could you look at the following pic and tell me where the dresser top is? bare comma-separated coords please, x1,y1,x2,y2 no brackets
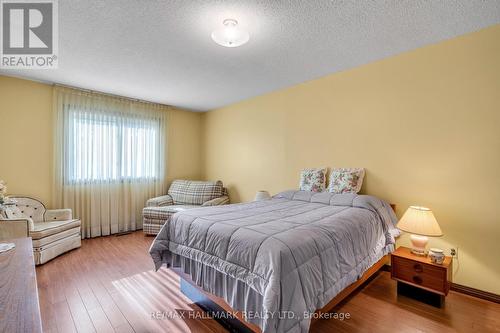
393,246,452,268
0,237,42,333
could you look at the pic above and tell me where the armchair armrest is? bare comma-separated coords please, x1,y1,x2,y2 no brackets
44,209,73,221
0,218,33,239
146,194,174,207
202,196,230,206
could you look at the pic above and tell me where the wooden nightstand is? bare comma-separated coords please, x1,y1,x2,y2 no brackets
391,246,452,307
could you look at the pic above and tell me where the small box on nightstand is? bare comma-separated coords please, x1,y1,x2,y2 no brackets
391,246,452,307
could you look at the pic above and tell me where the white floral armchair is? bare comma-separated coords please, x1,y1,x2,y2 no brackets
0,196,81,265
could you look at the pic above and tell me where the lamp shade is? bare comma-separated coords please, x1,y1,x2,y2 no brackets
397,206,443,237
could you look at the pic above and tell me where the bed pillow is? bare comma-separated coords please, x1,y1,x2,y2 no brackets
299,168,327,192
328,168,365,194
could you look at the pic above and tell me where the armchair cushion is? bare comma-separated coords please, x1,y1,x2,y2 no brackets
142,205,198,235
143,205,199,219
202,196,230,206
146,194,174,207
44,209,73,221
30,219,81,240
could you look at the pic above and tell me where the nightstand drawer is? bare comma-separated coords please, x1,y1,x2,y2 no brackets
391,255,448,295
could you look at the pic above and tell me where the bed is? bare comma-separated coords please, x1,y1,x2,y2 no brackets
150,190,400,333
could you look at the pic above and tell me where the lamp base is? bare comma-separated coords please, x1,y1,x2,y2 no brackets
410,234,428,256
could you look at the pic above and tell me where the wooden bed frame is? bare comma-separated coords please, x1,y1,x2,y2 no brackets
175,254,390,333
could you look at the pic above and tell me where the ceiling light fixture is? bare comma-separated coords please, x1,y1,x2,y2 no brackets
211,19,249,48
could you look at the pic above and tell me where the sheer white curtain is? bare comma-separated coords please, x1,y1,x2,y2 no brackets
53,87,168,238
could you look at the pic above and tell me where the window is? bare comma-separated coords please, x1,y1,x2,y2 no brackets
54,87,167,238
66,108,161,183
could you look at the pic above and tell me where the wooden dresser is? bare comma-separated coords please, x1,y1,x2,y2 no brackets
0,238,42,333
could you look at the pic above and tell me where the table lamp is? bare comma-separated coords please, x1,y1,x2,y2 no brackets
397,206,443,255
254,190,271,201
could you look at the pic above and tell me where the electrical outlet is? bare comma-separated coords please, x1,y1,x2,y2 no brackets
450,248,456,256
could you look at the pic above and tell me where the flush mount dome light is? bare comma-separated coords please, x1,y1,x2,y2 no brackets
211,19,249,47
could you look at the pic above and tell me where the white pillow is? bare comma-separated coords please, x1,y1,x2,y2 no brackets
328,168,365,194
299,168,327,192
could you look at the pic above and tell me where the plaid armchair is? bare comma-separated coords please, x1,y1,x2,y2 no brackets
143,180,229,235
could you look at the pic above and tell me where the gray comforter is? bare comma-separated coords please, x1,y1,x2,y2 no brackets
150,190,399,333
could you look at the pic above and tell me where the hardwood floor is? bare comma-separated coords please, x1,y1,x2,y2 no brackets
36,232,500,333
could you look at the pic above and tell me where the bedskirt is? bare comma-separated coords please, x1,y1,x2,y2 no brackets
170,241,395,331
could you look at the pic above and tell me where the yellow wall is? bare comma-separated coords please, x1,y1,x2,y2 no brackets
0,75,203,207
202,25,500,294
0,77,53,205
167,106,203,183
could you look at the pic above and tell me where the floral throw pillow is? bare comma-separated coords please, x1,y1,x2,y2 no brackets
299,168,327,192
328,168,365,194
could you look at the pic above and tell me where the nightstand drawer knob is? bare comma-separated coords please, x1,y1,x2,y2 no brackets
413,264,423,273
412,275,423,284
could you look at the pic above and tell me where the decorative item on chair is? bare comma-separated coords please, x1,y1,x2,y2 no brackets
397,206,443,256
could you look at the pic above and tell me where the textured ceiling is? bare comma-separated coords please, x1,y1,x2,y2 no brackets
2,1,500,111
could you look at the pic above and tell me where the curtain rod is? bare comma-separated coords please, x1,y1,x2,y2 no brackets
53,83,173,108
